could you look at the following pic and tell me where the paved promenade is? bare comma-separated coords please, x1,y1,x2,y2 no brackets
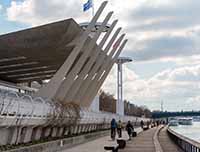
62,126,183,152
61,128,142,152
120,127,157,152
158,127,183,152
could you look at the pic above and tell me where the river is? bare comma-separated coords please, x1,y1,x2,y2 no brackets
170,121,200,143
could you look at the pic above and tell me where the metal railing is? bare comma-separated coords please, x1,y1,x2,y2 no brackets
168,127,200,152
0,88,150,127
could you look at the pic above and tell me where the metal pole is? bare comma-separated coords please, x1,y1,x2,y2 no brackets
120,63,123,115
116,57,132,116
117,63,120,115
92,0,95,17
117,62,123,115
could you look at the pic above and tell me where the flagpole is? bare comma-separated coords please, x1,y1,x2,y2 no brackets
92,0,94,17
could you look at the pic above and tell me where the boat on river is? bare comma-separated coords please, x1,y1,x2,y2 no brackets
169,119,179,126
178,117,193,125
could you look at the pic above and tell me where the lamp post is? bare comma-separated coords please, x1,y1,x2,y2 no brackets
116,57,132,116
79,22,111,32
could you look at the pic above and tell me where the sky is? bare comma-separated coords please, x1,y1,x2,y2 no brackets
0,0,200,111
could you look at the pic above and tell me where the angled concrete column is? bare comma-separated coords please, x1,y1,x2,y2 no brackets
55,11,113,103
8,127,22,145
51,127,58,137
41,127,51,139
78,34,125,107
63,127,70,136
21,127,33,143
85,40,128,106
57,127,64,137
74,126,78,134
0,128,10,145
35,1,107,99
31,127,42,141
74,28,122,104
63,20,118,103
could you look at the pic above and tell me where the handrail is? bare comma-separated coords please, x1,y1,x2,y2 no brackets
168,127,200,152
0,80,37,92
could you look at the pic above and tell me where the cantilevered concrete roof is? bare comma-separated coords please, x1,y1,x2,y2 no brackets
0,18,84,83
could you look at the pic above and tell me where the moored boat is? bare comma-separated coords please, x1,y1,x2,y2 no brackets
178,117,193,125
169,119,179,126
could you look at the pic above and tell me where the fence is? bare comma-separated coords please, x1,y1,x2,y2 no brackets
168,127,200,152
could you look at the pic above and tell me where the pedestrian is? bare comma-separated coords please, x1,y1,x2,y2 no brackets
126,121,134,140
110,118,117,140
117,120,122,138
140,120,144,129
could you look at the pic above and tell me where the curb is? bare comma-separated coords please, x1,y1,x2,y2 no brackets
153,125,164,152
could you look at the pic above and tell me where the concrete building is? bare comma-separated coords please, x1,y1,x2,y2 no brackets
0,1,146,149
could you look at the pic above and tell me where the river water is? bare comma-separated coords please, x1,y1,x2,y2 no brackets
170,121,200,143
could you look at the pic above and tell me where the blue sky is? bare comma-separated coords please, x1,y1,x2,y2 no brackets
0,0,27,34
1,0,200,111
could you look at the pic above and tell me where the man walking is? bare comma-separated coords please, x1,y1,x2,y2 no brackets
111,118,117,140
126,121,134,140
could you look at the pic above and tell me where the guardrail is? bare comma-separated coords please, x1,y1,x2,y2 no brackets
167,127,200,152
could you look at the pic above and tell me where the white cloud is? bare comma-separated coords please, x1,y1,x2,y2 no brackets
6,0,140,26
102,64,200,111
152,65,200,82
130,0,200,31
6,0,200,63
125,31,200,62
7,0,85,26
5,0,200,111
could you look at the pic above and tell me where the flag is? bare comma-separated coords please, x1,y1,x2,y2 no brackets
83,0,93,12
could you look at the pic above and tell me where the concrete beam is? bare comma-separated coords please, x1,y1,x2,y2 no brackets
55,11,113,103
84,39,128,107
6,70,56,79
16,75,53,83
0,65,59,75
75,33,125,106
35,1,108,99
73,28,122,104
62,19,118,104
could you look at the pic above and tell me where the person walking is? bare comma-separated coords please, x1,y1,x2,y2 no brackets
140,120,144,129
117,120,122,138
126,121,134,140
110,118,117,140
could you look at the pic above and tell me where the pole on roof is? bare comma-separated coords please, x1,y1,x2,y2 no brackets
92,0,95,17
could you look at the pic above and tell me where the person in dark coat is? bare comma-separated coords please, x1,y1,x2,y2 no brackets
126,121,134,140
140,120,144,129
110,118,117,140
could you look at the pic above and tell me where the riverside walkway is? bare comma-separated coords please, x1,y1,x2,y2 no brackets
61,128,142,152
62,126,183,152
120,127,157,152
158,126,183,152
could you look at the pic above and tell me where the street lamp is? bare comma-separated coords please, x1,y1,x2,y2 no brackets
79,22,111,32
116,57,132,116
79,22,111,39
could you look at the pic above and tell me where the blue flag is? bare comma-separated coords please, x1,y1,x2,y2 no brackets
83,0,93,12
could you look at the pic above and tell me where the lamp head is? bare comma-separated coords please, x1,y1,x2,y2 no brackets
117,57,133,64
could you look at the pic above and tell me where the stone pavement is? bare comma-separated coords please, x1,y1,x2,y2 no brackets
119,127,157,152
158,127,183,152
61,127,142,152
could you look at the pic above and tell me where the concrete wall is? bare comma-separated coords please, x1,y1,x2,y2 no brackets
6,130,109,152
0,123,110,150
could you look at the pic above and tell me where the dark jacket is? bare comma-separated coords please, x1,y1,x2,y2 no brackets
111,119,117,128
126,123,134,134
